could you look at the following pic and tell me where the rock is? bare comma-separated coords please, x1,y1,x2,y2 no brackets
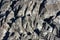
0,0,60,40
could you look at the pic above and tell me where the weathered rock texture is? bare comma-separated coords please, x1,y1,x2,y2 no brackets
0,0,60,40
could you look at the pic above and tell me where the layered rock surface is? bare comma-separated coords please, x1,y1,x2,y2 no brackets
0,0,60,40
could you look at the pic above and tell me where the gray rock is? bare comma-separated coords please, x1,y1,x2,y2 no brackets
0,0,60,40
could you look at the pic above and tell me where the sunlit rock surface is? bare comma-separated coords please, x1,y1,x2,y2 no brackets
0,0,60,40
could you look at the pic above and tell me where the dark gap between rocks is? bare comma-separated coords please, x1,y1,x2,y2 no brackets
2,31,10,40
34,28,40,36
39,0,47,15
56,11,60,18
10,1,17,10
31,2,37,12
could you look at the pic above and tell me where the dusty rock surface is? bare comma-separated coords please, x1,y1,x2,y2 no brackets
0,0,60,40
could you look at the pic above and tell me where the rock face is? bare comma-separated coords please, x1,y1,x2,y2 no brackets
0,0,60,40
